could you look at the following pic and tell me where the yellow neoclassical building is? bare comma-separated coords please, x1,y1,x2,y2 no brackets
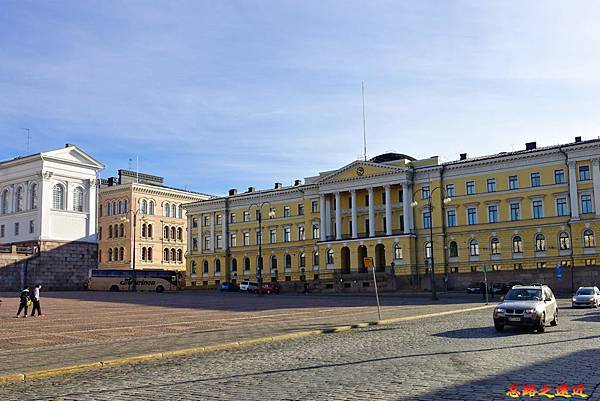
184,137,600,292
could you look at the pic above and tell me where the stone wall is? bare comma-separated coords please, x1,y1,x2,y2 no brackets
0,241,98,291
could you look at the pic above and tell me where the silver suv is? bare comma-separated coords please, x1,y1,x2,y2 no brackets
493,285,558,333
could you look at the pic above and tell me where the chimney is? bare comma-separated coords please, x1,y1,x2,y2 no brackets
107,177,115,187
294,179,301,186
459,153,468,161
525,141,537,150
65,143,75,148
274,182,283,189
247,186,255,193
575,136,582,143
228,188,237,196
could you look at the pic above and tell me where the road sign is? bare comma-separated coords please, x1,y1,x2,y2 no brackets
556,263,563,279
483,264,488,273
364,257,374,269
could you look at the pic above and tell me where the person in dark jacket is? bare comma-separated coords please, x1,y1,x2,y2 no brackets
15,286,30,318
480,282,487,300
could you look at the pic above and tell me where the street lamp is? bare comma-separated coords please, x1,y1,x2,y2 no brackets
120,209,147,292
411,186,451,301
247,201,275,288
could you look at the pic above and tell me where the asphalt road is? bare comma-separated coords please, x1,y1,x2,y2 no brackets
1,299,599,401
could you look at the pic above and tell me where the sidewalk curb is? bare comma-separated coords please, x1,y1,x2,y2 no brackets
0,304,493,384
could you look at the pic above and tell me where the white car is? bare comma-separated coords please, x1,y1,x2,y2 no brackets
239,280,259,293
572,286,600,308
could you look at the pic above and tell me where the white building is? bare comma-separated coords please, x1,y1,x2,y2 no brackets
0,144,104,245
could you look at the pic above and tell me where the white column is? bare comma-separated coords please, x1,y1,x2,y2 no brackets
568,161,580,220
325,195,332,238
222,211,228,251
320,194,327,241
209,212,215,252
368,187,375,237
187,214,193,253
402,183,412,234
335,192,342,240
385,185,392,236
592,158,600,216
87,179,97,238
351,190,358,239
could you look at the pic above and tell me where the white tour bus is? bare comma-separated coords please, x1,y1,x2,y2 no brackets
87,269,182,292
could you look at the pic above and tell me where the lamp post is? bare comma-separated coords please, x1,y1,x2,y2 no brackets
247,201,275,288
120,209,147,292
411,186,451,301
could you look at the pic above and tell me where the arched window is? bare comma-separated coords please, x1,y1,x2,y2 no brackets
559,232,570,250
215,259,221,273
285,254,292,269
141,247,147,261
270,255,278,271
326,249,334,265
490,238,500,255
149,200,155,215
231,258,238,272
108,248,113,262
512,236,523,253
119,223,124,237
165,203,170,217
584,229,595,248
72,187,84,212
107,202,112,216
108,225,113,238
177,227,183,240
123,199,128,213
203,260,209,273
299,252,306,268
425,242,433,259
141,199,148,214
449,241,458,258
29,183,38,210
118,200,122,214
115,247,120,261
535,234,546,252
469,239,479,256
171,248,176,261
147,247,153,261
52,184,65,209
313,251,319,266
15,186,23,212
171,204,176,218
1,189,9,214
113,224,118,238
171,226,176,239
164,248,170,261
394,243,403,259
164,226,169,240
147,224,153,238
141,224,147,237
178,205,183,219
177,249,183,262
244,257,250,271
191,260,197,275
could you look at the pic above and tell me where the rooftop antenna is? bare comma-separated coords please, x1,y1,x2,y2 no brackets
361,81,367,162
22,128,30,153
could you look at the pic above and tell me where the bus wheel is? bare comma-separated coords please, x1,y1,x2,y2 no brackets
109,285,119,292
156,285,165,293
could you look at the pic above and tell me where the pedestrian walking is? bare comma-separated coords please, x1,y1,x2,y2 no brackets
15,286,30,318
480,282,487,301
30,283,43,317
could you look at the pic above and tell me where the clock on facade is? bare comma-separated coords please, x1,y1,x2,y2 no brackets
356,166,365,176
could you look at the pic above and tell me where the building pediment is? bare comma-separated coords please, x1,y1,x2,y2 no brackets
42,146,104,170
317,161,406,185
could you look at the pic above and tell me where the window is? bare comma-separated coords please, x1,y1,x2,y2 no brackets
29,184,38,209
556,198,568,216
486,178,496,192
424,242,432,259
141,199,147,214
243,232,250,246
216,214,222,225
512,236,523,253
148,247,153,261
216,235,222,249
585,259,596,266
531,200,543,219
108,248,113,262
283,227,291,242
14,222,19,236
203,215,210,226
243,211,250,222
469,239,479,256
72,187,84,212
490,238,500,255
1,189,8,214
421,186,430,200
244,257,250,271
269,208,275,219
285,254,292,270
255,231,261,245
178,205,182,219
398,189,404,203
448,241,458,258
192,218,198,228
559,232,570,250
394,243,403,259
192,238,198,251
447,210,456,227
270,255,278,271
365,194,369,207
190,261,197,275
203,236,210,250
203,260,209,273
163,226,169,240
348,197,352,208
581,194,593,214
312,224,320,239
311,200,318,213
283,206,290,217
326,249,334,264
299,252,306,268
119,224,124,237
579,165,591,181
177,249,183,262
298,226,305,241
298,204,304,216
445,184,455,198
118,201,123,214
123,200,128,213
255,210,261,220
487,205,498,223
510,203,520,221
52,184,65,209
141,247,147,261
535,234,546,251
215,259,221,273
313,251,319,266
149,201,155,215
230,233,237,247
142,224,147,238
98,227,102,240
269,229,277,243
467,207,477,225
15,187,23,212
466,181,475,195
554,169,565,184
584,229,595,248
172,204,177,218
381,191,386,205
171,226,176,239
108,225,113,238
530,172,541,187
509,175,519,190
423,211,431,229
536,262,547,269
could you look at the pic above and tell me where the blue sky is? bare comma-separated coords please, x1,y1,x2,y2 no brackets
2,1,600,195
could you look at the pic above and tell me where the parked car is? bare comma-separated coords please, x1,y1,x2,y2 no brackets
257,282,281,294
572,286,600,308
491,283,508,295
493,285,558,333
219,282,239,292
239,280,259,293
466,282,485,294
